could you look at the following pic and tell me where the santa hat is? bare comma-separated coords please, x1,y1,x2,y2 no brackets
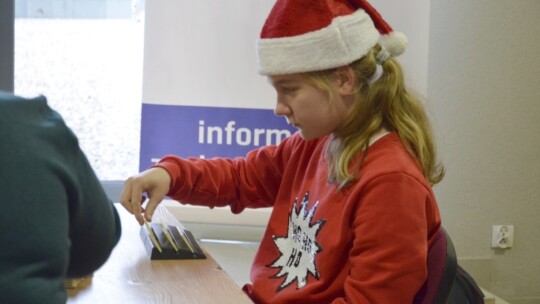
257,0,408,75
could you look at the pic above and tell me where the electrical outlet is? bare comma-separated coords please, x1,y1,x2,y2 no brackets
491,225,514,249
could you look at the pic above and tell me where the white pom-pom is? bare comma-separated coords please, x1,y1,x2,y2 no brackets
378,31,408,57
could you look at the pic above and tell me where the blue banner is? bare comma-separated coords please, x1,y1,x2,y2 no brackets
139,104,296,170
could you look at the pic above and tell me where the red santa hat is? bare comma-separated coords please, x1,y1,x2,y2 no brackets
257,0,408,75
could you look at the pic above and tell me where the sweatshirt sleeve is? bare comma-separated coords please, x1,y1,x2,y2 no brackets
156,134,297,212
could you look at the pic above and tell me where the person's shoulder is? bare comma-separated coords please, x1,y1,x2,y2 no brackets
0,91,47,104
368,132,411,159
0,93,76,148
0,91,25,102
0,92,49,121
363,132,426,181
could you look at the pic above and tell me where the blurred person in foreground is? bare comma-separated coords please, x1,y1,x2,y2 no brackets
0,91,121,304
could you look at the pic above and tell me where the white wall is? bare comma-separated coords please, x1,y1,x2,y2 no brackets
142,0,275,108
429,1,540,302
375,0,431,95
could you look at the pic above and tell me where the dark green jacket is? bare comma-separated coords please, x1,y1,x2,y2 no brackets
0,92,121,303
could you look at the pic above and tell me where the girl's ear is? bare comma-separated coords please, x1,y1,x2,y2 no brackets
334,66,356,95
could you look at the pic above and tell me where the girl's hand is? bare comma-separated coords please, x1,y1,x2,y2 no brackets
119,167,171,225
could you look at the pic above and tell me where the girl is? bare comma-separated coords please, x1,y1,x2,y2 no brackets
120,0,444,302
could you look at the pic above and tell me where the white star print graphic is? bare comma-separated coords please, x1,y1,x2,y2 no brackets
268,192,326,291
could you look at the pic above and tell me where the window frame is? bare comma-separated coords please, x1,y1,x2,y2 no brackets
0,0,14,92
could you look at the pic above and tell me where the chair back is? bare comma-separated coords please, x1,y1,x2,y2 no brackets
413,227,458,304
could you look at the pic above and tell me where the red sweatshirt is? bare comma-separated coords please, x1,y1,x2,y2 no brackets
157,132,441,303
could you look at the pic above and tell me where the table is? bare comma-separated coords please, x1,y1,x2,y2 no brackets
67,204,253,304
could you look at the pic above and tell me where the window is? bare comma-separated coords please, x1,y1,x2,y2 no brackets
14,0,145,181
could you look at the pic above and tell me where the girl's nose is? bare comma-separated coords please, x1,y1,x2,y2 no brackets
274,99,290,117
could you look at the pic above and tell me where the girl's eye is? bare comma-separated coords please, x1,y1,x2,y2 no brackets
282,87,297,94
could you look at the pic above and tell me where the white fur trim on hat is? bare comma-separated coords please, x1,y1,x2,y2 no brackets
257,10,379,76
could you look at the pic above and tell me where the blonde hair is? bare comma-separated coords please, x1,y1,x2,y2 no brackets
307,45,444,188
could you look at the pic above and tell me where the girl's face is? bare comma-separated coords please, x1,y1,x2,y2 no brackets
269,70,354,140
